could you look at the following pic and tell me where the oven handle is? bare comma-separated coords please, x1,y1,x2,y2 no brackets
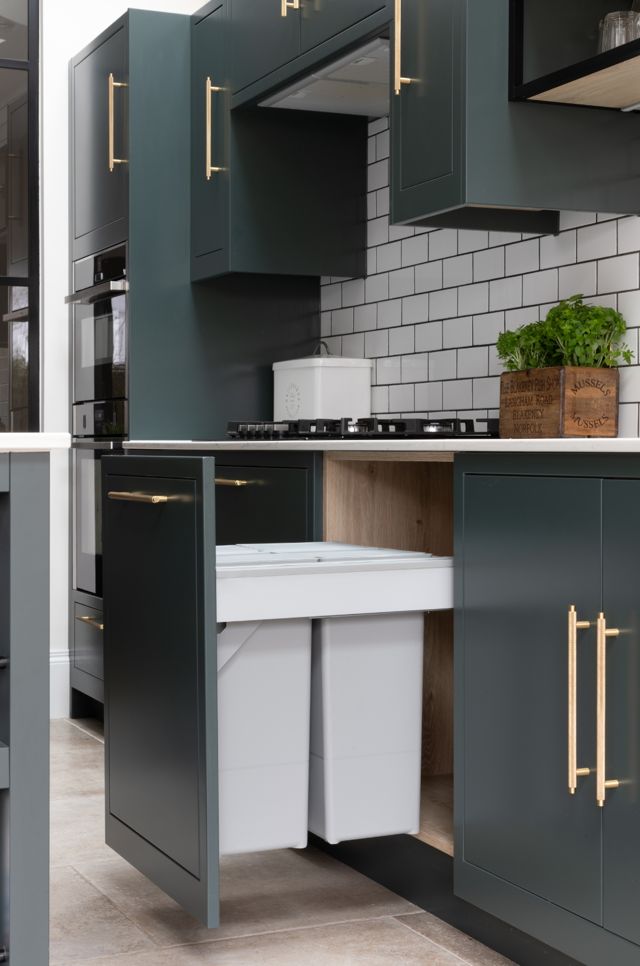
65,279,129,305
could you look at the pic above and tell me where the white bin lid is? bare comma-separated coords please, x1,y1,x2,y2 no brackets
273,357,374,371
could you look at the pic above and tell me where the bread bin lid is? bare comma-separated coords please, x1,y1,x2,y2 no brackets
273,356,374,371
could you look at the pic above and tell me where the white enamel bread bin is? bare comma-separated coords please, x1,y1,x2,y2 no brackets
273,356,373,420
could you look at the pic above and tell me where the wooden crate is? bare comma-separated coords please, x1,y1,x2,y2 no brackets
499,367,619,438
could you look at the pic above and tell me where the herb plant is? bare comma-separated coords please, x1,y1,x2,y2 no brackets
496,295,634,371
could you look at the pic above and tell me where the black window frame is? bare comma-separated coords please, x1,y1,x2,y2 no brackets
0,0,39,431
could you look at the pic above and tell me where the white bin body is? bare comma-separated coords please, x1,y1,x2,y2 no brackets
309,612,424,845
217,618,311,855
273,357,373,420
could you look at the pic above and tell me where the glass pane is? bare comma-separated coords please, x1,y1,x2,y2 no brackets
0,283,27,431
0,2,28,61
0,67,28,277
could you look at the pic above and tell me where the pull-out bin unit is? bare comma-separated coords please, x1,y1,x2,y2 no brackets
217,543,453,848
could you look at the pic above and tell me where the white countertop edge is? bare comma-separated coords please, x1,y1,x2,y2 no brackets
125,437,640,454
0,432,71,453
216,557,454,579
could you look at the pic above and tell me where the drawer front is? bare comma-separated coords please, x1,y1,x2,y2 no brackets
215,464,310,544
73,602,104,680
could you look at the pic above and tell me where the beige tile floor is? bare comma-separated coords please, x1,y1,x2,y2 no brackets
51,720,511,965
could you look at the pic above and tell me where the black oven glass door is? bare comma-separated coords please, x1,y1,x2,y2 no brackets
75,446,116,597
74,293,126,404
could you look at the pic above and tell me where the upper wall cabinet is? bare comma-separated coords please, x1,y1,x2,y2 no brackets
391,0,640,233
71,22,129,260
192,1,367,280
300,0,388,54
230,0,299,94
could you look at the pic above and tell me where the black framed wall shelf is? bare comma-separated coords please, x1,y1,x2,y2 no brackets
511,0,640,109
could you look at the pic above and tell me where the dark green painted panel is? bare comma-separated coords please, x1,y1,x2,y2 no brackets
215,463,310,543
462,474,603,923
602,479,640,946
300,0,388,53
230,0,300,93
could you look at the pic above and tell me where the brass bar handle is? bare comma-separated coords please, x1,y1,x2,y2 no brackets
215,477,250,488
596,612,620,807
108,72,129,172
107,491,169,505
394,0,413,95
76,615,105,632
568,605,592,794
281,0,300,16
205,77,224,181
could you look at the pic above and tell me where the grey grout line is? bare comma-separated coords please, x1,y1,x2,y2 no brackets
66,719,105,744
394,914,499,966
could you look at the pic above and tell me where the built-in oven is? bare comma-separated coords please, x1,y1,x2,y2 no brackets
73,438,123,598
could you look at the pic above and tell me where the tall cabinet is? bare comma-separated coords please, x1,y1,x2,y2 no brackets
455,455,640,966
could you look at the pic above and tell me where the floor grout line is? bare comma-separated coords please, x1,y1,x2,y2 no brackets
394,915,477,965
64,719,105,744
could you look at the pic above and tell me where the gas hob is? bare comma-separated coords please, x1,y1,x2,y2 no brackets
226,417,499,441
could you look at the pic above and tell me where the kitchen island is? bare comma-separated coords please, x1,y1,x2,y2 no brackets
0,433,70,966
103,438,640,966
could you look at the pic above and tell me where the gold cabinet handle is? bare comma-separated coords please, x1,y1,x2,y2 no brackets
107,491,169,505
568,606,592,794
205,77,224,181
215,477,250,487
108,73,129,172
76,615,105,632
281,0,300,16
394,0,413,95
596,612,621,807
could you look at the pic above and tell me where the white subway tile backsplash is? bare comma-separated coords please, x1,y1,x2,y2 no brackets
367,248,377,275
430,288,458,320
458,346,489,379
523,269,558,306
376,355,401,385
475,247,506,282
402,234,430,267
415,321,443,352
331,307,354,335
377,241,402,273
429,349,457,381
402,293,430,325
473,376,501,408
369,116,389,136
321,311,331,337
415,381,443,412
459,282,489,316
377,299,403,328
429,229,458,260
443,379,473,410
401,352,429,383
366,273,390,303
367,192,377,221
321,282,342,311
354,303,377,332
578,221,617,262
368,216,389,247
618,216,640,254
443,315,473,349
376,188,390,217
388,267,415,299
376,130,390,161
365,328,389,358
473,312,505,345
619,365,640,403
390,325,415,356
444,254,473,288
342,278,365,307
560,211,596,230
490,276,522,311
559,261,597,299
371,385,389,413
415,260,443,293
389,383,415,413
506,239,539,276
598,253,639,294
342,333,365,357
458,230,489,253
368,159,389,192
540,231,577,269
388,223,415,241
618,403,639,437
618,290,640,328
489,231,520,247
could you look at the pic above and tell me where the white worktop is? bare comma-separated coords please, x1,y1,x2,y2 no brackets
0,433,71,453
125,436,640,454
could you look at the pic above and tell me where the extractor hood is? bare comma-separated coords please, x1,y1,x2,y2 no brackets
260,38,389,118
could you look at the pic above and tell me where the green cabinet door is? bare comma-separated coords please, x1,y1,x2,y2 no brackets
192,3,229,270
461,474,603,924
300,0,389,53
390,0,463,226
230,0,300,93
602,479,640,946
71,21,128,259
102,455,219,927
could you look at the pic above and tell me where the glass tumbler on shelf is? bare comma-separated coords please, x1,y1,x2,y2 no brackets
599,11,640,52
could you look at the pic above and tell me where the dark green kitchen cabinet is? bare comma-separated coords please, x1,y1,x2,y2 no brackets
300,0,389,53
230,0,300,93
455,455,640,966
391,0,640,231
192,1,367,280
71,21,128,260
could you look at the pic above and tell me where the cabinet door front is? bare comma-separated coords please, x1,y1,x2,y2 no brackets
461,474,603,924
230,0,300,92
391,0,463,225
192,4,228,272
603,479,640,947
300,0,387,53
72,26,128,258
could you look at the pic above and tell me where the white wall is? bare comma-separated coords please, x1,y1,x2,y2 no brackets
42,0,201,715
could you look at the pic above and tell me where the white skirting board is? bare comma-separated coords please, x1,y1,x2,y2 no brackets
50,650,71,719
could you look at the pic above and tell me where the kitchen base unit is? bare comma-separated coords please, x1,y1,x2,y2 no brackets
455,454,640,966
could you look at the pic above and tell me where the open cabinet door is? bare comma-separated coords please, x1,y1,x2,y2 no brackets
102,454,219,927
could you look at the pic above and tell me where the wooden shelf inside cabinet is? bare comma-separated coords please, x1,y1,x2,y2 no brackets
513,39,640,110
0,741,9,789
